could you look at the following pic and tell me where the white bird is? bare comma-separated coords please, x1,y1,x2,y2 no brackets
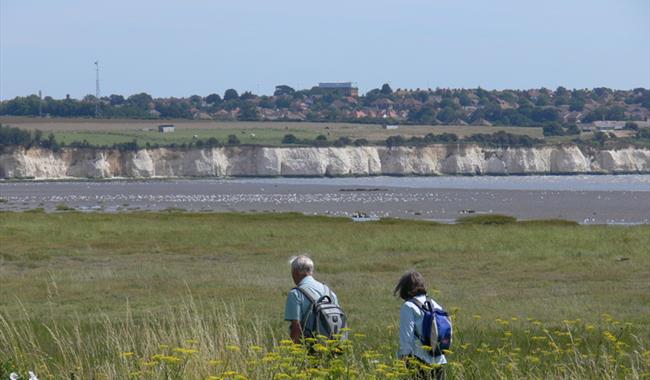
9,373,19,380
29,372,39,380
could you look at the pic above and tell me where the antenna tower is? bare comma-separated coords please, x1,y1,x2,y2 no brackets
95,60,101,118
38,90,43,117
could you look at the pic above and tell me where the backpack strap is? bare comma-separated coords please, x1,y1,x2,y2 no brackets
294,286,319,304
295,284,334,304
323,284,331,298
293,286,319,335
406,297,434,342
406,298,423,309
406,297,432,311
322,284,334,303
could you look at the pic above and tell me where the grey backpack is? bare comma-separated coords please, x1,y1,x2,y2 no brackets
295,285,348,340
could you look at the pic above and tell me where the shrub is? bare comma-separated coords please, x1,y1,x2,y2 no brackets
333,136,352,147
282,134,298,144
0,124,62,151
314,135,328,146
113,140,139,152
160,207,187,213
637,128,650,139
542,124,565,137
227,135,240,145
565,124,580,135
205,137,221,147
55,203,75,212
24,207,45,213
517,219,579,226
386,135,406,147
464,131,540,147
457,214,517,225
69,139,92,148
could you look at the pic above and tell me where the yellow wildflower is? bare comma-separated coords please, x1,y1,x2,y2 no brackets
312,343,328,353
173,347,198,355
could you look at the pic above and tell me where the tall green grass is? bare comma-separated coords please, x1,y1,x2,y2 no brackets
1,212,649,378
1,297,647,379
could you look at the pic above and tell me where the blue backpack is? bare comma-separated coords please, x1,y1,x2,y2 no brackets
408,297,453,356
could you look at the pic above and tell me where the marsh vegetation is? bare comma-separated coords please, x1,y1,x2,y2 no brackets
0,212,648,378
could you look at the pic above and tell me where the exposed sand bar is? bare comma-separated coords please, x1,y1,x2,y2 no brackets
1,176,648,224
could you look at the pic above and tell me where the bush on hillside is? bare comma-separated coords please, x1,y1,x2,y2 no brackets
227,134,240,145
457,214,517,225
282,134,298,144
517,219,579,226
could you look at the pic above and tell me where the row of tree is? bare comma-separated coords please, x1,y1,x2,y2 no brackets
385,131,542,148
2,86,648,127
0,125,60,150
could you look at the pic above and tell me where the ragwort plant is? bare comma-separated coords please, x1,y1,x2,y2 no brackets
1,297,648,379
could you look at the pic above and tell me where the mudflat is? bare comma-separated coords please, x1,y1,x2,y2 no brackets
1,176,648,223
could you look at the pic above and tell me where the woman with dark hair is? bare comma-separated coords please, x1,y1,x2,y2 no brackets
394,271,447,380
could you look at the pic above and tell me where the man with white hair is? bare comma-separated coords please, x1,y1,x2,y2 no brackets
284,255,342,343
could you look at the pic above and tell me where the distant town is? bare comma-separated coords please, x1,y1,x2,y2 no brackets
1,83,648,132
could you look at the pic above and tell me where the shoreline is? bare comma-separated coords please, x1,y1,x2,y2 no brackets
2,170,650,182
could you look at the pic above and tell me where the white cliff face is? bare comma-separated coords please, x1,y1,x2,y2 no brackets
550,146,590,173
0,148,68,178
66,150,114,178
0,145,648,179
378,146,447,175
440,146,485,174
594,148,650,173
252,147,383,176
501,148,550,174
485,155,507,174
125,150,155,177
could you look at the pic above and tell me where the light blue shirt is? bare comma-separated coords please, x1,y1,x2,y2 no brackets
284,276,339,331
398,294,447,365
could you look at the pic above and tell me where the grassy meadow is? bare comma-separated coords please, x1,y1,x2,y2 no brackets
0,211,649,379
0,117,544,146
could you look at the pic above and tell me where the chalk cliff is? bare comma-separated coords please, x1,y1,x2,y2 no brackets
1,145,648,179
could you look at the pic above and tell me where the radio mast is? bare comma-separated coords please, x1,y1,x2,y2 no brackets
95,60,101,118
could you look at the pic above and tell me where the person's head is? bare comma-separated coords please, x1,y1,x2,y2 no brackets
393,271,428,300
290,255,314,285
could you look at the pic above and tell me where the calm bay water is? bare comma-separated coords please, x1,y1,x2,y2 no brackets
1,175,649,224
226,175,650,192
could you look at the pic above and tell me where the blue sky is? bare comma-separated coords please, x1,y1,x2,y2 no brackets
1,0,648,99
